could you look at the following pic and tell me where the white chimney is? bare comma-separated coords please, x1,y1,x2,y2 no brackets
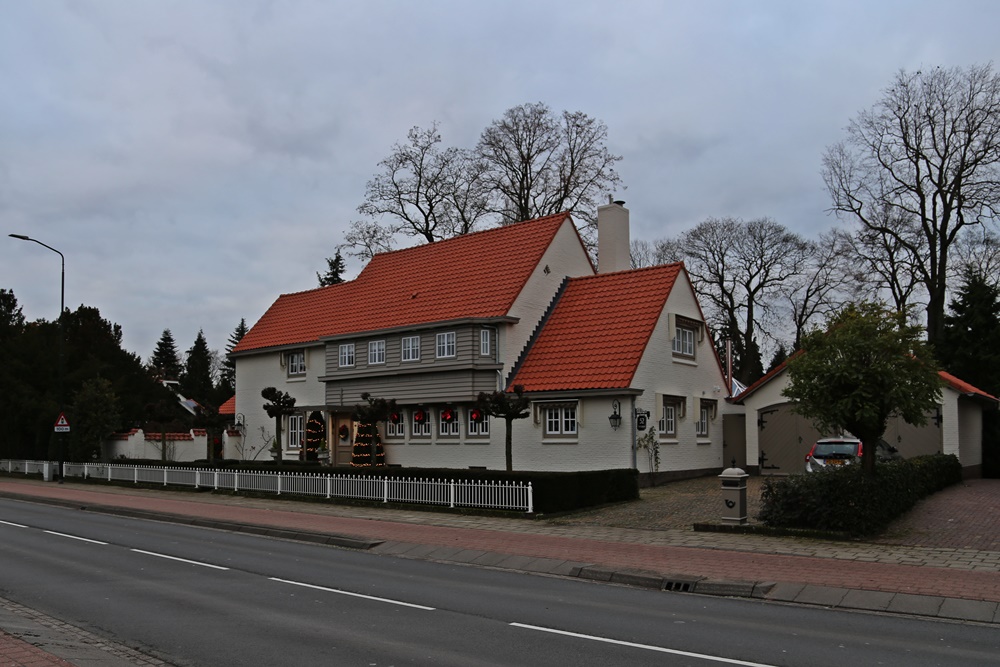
597,198,630,273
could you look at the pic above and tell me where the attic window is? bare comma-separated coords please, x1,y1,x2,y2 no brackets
671,316,702,359
286,350,306,376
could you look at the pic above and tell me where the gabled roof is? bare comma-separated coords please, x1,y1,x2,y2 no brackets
218,395,236,415
939,370,999,403
508,263,683,392
734,360,998,405
233,213,579,354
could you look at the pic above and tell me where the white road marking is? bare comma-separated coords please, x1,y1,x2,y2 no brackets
270,577,436,610
43,530,108,545
511,623,779,667
0,520,28,528
131,549,229,570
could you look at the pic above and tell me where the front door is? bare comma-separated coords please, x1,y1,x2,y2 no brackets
333,415,355,466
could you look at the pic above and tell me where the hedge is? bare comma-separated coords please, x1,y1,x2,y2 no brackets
757,453,963,536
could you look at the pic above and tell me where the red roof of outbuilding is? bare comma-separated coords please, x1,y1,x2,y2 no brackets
233,213,579,353
218,395,236,415
509,263,683,391
938,370,998,402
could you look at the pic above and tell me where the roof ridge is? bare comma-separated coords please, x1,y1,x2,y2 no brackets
364,212,571,263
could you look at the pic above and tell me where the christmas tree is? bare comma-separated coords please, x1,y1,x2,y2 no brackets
305,411,326,461
351,393,395,467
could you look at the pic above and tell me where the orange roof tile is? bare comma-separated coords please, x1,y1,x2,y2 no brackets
938,370,998,402
233,213,578,353
509,264,683,391
218,395,236,415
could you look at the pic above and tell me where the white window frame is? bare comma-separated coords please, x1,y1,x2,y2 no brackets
368,340,385,365
659,403,677,436
468,411,490,436
401,335,421,362
439,408,460,436
545,405,577,436
339,343,355,367
696,406,710,437
386,419,405,438
480,329,491,356
436,331,456,358
411,410,431,437
286,350,306,376
286,414,304,449
672,325,696,357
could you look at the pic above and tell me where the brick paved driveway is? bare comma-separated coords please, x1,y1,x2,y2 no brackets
551,474,1000,552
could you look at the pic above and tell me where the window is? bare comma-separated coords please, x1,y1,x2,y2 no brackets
696,406,710,437
658,395,685,436
368,340,385,365
286,350,305,376
468,408,490,436
287,414,304,449
439,407,460,436
401,335,421,362
411,409,431,437
436,331,456,358
672,325,696,357
480,329,491,356
339,343,355,367
545,405,577,436
386,416,405,438
659,403,677,436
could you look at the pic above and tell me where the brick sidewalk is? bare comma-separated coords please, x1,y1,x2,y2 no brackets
0,631,74,667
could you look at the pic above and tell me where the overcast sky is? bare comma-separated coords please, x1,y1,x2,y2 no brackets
3,0,998,362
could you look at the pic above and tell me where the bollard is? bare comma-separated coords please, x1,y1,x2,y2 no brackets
42,462,52,482
718,466,749,525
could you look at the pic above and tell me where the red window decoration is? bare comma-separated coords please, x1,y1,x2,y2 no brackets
441,408,456,423
390,412,401,424
470,408,484,422
413,409,426,423
338,424,350,441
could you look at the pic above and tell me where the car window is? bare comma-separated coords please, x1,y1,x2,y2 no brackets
813,442,859,457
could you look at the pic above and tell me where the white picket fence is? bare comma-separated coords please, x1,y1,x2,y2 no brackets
1,459,533,513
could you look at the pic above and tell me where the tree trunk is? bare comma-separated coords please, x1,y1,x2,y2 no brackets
504,417,513,472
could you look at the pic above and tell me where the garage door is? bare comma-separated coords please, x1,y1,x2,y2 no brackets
756,403,824,474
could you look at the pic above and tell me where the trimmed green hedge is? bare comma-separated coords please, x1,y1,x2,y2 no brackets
758,453,962,536
107,460,639,514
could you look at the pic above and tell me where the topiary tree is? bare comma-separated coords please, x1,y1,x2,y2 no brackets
351,393,396,467
261,387,296,467
476,384,530,472
783,302,943,475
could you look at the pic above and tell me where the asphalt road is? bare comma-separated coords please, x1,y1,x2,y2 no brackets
1,498,997,666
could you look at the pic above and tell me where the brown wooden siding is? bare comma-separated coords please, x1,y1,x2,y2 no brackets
326,369,502,406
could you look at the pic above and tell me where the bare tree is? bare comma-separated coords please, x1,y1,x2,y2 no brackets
823,64,1000,343
783,230,856,349
630,239,655,269
841,205,924,314
951,227,1000,289
340,218,396,261
476,103,623,229
358,124,490,244
676,217,810,385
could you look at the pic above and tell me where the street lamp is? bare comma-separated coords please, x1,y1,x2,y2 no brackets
9,234,66,480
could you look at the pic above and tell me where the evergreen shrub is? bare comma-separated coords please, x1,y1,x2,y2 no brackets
758,453,963,536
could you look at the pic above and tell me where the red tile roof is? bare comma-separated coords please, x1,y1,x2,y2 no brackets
233,213,579,353
735,362,998,405
939,370,998,402
508,264,683,391
218,395,236,415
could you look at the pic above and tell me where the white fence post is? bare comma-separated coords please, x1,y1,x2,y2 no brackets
277,472,282,495
326,475,332,499
382,477,388,503
526,482,533,514
449,480,455,509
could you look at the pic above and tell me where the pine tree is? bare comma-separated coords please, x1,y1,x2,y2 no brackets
305,411,326,461
150,329,182,381
939,269,1000,397
317,251,346,287
218,319,248,395
181,329,214,405
351,393,394,467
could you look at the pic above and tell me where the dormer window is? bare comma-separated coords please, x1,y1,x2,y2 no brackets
286,350,306,376
671,316,701,359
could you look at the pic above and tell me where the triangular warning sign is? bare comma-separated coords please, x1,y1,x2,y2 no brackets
55,412,69,427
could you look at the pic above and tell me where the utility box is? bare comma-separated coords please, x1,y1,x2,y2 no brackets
719,467,749,525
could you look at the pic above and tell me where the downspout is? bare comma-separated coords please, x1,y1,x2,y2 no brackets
630,395,637,469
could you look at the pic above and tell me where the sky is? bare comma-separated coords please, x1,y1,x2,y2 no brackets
2,0,998,362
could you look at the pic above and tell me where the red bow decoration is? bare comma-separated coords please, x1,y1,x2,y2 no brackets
413,409,426,423
441,408,455,423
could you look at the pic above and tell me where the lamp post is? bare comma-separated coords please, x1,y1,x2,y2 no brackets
9,234,65,480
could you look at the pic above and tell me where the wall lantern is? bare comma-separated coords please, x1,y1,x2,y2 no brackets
609,399,622,430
